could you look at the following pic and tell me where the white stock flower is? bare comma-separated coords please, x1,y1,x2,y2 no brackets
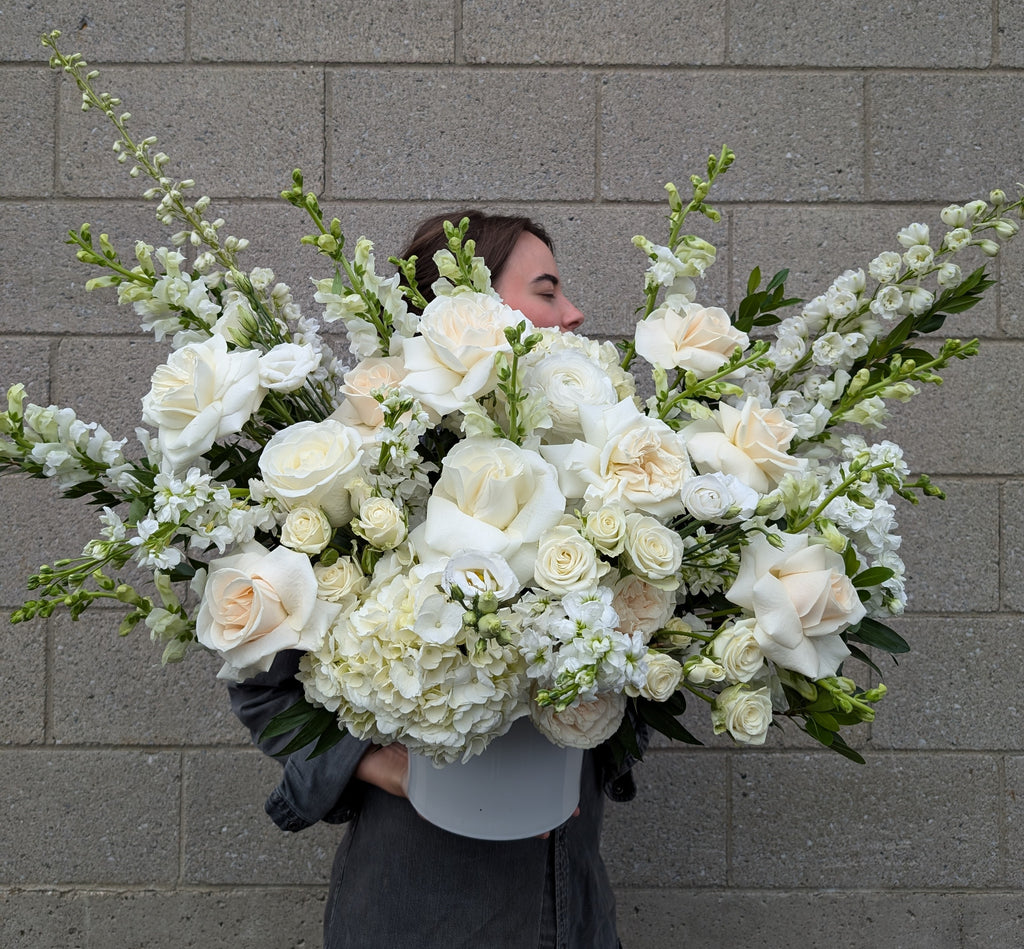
258,419,365,524
634,300,748,377
711,684,773,744
534,525,609,593
897,223,930,247
521,348,619,441
400,290,521,416
683,398,806,494
530,691,626,749
415,437,566,583
541,399,693,517
258,342,322,392
196,542,340,680
280,506,333,553
725,531,865,679
868,251,903,283
141,334,265,471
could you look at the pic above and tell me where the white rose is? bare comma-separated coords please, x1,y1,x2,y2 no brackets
685,655,727,684
612,574,676,639
314,556,366,605
521,349,619,441
142,334,265,471
280,506,333,554
530,691,626,749
680,472,759,523
329,356,408,437
534,525,609,594
542,399,693,517
196,543,339,681
711,684,773,745
623,513,685,588
639,653,683,701
725,531,865,679
583,503,628,556
441,550,520,601
259,419,365,525
683,397,806,494
415,437,566,583
401,290,521,416
354,496,407,549
710,618,766,683
634,300,748,377
258,342,322,392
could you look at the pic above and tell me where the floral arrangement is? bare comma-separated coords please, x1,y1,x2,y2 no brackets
4,32,1022,766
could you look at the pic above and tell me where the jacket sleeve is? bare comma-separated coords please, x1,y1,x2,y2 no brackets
227,649,371,832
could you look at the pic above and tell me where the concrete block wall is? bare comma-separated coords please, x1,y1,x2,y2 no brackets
1,2,1021,946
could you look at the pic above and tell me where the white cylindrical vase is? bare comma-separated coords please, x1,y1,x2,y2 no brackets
406,716,584,841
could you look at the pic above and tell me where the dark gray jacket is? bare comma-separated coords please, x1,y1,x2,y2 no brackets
229,650,642,949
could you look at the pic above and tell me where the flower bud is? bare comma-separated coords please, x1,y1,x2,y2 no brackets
990,188,1007,207
964,199,988,220
992,219,1019,238
941,204,967,226
477,613,503,637
975,238,1000,257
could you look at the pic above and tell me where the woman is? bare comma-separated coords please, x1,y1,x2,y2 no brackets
229,211,640,949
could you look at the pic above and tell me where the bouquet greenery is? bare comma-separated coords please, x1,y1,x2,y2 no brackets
4,31,1022,765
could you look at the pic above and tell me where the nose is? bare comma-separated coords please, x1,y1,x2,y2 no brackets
561,299,585,332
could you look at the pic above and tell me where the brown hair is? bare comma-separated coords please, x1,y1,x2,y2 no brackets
399,210,553,310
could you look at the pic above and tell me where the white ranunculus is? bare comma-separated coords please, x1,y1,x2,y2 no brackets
521,349,619,441
541,399,693,517
415,437,566,583
710,618,766,683
711,684,773,744
623,513,685,588
329,356,408,439
258,419,365,525
725,531,865,679
196,542,339,680
141,334,265,471
683,397,806,494
639,653,683,701
280,506,333,554
534,525,609,594
258,342,322,392
441,550,520,601
400,290,522,417
354,496,407,549
313,556,366,606
634,300,748,377
530,691,627,749
680,472,759,524
611,574,676,639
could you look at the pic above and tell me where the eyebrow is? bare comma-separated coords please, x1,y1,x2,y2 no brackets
530,273,560,287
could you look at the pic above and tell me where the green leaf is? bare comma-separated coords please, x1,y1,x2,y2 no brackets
746,266,762,296
803,717,835,747
259,698,321,741
846,616,910,654
845,643,883,677
852,566,896,588
639,697,702,745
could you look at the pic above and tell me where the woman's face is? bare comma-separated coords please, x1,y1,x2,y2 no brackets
493,232,585,332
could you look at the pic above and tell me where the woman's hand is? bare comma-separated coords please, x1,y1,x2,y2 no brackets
354,743,409,798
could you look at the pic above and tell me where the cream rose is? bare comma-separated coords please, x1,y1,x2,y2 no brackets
400,290,522,417
611,574,676,639
623,513,685,589
683,397,806,494
521,349,619,441
725,531,865,679
313,556,366,606
258,342,322,392
542,399,693,517
280,506,333,554
329,356,408,438
680,472,759,524
196,542,339,680
414,437,566,583
530,691,626,749
639,653,683,701
441,550,520,601
354,496,407,549
711,684,773,745
582,503,628,556
534,525,609,594
258,419,365,525
634,300,748,377
141,334,265,471
710,618,766,683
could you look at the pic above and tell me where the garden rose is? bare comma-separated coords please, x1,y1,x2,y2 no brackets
531,691,626,749
725,531,865,679
258,419,365,525
711,684,773,744
196,542,339,680
683,397,806,494
329,356,408,439
634,300,748,377
611,574,675,639
141,334,265,471
415,437,566,583
521,349,619,441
